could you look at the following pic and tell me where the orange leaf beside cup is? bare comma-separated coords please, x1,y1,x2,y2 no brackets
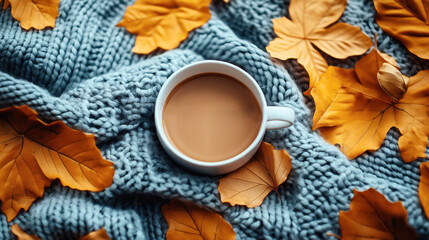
218,142,292,207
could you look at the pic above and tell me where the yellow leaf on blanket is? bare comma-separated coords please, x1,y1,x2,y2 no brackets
266,0,372,95
8,0,60,30
11,224,40,240
311,46,429,162
374,0,429,59
0,105,114,221
162,200,235,240
117,0,211,54
338,188,417,239
218,142,292,207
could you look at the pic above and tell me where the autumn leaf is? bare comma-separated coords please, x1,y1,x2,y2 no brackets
117,0,211,54
218,142,291,207
266,0,372,95
339,188,417,239
80,228,110,240
11,224,40,240
312,48,429,162
374,0,429,59
162,200,235,240
1,0,10,9
7,0,60,30
11,224,110,240
0,105,114,221
419,162,429,219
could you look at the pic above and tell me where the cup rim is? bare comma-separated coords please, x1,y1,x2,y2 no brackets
155,60,267,168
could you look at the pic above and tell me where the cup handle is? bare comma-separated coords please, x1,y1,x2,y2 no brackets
266,106,295,130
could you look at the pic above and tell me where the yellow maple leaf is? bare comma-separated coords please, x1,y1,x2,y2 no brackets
312,48,429,162
218,142,292,207
266,0,372,95
0,105,114,221
374,0,429,59
8,0,60,30
117,0,211,54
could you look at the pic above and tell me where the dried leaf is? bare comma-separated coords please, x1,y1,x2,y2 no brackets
11,224,40,240
117,0,211,54
218,142,291,207
419,162,429,219
162,200,235,240
0,105,114,221
1,0,10,9
339,188,417,239
266,0,372,95
8,0,60,30
312,49,429,162
377,62,409,101
374,0,429,59
11,225,110,240
81,228,111,240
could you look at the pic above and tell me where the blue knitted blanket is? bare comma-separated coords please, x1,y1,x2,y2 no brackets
1,0,429,239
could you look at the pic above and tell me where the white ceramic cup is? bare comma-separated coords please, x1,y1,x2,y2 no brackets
155,60,295,175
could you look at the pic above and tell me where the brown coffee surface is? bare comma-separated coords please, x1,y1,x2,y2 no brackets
163,73,262,162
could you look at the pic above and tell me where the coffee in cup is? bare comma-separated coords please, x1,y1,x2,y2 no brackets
163,73,262,162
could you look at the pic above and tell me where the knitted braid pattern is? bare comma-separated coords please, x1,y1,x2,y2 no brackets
0,0,428,239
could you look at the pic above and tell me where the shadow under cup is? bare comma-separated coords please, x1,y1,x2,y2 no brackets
155,60,294,175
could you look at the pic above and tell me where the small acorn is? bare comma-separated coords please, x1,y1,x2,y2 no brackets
377,62,409,101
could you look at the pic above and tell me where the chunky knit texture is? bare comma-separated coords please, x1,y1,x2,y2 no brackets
1,0,429,239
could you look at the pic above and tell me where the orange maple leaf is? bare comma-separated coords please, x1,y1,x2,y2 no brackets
374,0,429,59
11,224,40,240
419,162,429,220
338,188,417,239
1,0,10,9
162,200,235,240
218,142,292,207
117,0,211,54
266,0,372,95
312,48,429,162
0,105,114,221
6,0,60,30
11,224,111,240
